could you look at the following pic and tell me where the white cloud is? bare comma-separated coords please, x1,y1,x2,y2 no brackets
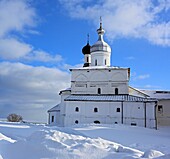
125,56,135,60
0,0,38,60
24,50,63,63
133,74,150,80
0,0,36,37
0,62,70,122
0,38,33,59
59,0,170,46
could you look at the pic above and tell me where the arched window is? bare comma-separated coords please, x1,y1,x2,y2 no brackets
75,107,79,112
94,107,98,112
115,88,118,95
105,59,107,65
98,88,101,94
95,59,97,66
75,120,79,124
94,120,100,124
87,56,89,63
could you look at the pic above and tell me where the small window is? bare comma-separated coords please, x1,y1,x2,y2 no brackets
75,107,79,112
105,59,107,65
95,59,97,66
94,108,98,112
75,120,79,124
138,107,140,109
51,116,54,122
116,108,120,112
94,120,100,124
131,123,137,126
87,56,89,63
158,105,163,112
98,88,101,94
115,88,118,95
115,122,118,124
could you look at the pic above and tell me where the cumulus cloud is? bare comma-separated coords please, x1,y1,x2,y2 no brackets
24,50,63,63
59,0,170,46
0,62,70,122
0,0,36,37
0,0,62,63
0,38,33,59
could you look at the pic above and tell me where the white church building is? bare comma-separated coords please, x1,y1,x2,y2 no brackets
48,21,158,129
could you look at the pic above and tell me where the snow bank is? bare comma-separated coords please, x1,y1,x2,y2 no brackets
0,128,144,159
0,122,170,159
143,150,164,158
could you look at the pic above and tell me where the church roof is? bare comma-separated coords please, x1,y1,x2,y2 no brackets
48,104,60,112
90,18,111,53
64,95,156,102
82,42,91,55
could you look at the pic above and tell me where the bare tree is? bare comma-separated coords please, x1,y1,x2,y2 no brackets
7,113,23,122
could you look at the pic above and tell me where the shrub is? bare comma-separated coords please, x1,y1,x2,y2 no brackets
7,113,23,122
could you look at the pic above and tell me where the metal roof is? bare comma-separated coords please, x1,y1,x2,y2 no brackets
64,95,157,102
48,104,60,112
142,90,170,100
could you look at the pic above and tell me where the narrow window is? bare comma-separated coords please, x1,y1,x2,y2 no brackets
75,120,79,124
105,59,107,65
94,120,100,124
115,122,118,124
116,108,120,112
75,107,79,112
95,59,97,66
115,88,118,95
94,107,98,112
51,116,54,122
87,56,89,63
98,88,101,94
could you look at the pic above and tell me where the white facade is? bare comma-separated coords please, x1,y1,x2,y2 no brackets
48,21,158,129
70,67,129,95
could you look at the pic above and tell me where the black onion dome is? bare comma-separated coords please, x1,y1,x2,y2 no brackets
82,43,91,55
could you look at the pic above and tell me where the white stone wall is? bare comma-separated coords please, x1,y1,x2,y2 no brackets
91,51,111,66
49,112,60,126
84,54,91,64
62,100,156,128
63,101,122,126
71,68,129,95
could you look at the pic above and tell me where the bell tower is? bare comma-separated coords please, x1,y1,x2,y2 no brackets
90,17,111,67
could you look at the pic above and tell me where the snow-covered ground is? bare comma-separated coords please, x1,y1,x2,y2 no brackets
0,121,170,159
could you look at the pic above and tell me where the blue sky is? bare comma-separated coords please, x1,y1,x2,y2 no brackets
0,0,170,122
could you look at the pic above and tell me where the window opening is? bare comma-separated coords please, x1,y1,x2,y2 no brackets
94,120,100,124
87,56,89,63
98,88,101,94
94,108,98,112
158,105,163,112
115,88,118,95
75,120,79,124
51,116,54,122
95,59,97,66
105,59,107,65
75,107,79,112
131,123,137,126
116,108,120,112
